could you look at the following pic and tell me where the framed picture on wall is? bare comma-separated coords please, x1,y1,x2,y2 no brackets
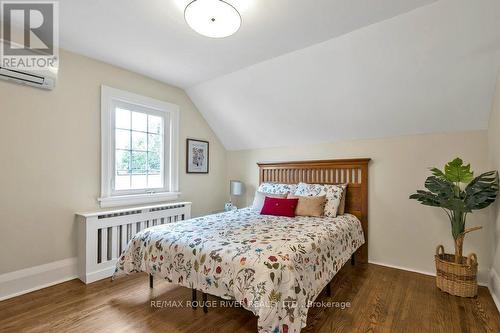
186,139,209,174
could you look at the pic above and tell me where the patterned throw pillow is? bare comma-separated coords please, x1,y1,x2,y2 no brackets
337,183,348,215
294,183,324,196
294,182,344,217
257,182,297,195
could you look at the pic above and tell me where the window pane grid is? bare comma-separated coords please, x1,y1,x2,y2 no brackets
114,110,164,191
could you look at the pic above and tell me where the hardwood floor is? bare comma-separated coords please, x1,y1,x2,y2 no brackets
0,264,498,333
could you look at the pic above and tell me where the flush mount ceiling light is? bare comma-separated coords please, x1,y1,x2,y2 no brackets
184,0,241,38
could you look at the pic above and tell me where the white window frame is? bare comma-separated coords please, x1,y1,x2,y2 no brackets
98,85,180,208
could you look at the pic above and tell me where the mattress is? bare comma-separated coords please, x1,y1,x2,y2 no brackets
114,207,365,333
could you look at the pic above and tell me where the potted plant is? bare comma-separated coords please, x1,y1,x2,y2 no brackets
410,158,499,297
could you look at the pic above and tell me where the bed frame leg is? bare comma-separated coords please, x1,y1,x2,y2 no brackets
351,254,355,266
192,289,197,309
149,274,153,289
202,292,208,313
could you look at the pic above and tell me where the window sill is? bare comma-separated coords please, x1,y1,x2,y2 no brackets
98,192,181,208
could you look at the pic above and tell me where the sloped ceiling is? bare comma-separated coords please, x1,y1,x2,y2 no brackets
56,0,434,88
187,0,500,150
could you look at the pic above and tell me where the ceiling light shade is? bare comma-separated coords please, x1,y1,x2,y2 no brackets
184,0,241,38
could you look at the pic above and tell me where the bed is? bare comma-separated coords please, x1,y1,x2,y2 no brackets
114,158,370,333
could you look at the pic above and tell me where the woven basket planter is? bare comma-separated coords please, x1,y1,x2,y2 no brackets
435,245,478,297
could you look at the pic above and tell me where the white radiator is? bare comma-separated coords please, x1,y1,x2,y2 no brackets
76,201,192,284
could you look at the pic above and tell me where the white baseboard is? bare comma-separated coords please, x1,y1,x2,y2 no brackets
369,260,435,277
0,257,78,301
83,263,117,284
368,260,489,287
489,268,500,312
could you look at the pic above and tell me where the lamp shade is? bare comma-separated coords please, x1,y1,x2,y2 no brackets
230,180,244,196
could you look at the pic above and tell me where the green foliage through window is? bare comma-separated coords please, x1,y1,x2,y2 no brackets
114,110,164,189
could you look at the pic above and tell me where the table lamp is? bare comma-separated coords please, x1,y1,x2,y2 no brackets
225,180,245,211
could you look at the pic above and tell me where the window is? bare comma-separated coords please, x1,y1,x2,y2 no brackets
99,86,179,207
114,106,165,191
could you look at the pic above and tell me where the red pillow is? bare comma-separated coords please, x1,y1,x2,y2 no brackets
260,197,299,217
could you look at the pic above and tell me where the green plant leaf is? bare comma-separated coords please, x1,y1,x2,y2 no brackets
409,191,440,206
411,160,499,240
424,176,455,198
464,171,499,210
450,211,465,239
444,198,468,213
409,191,441,207
430,167,446,180
443,158,474,183
410,176,466,212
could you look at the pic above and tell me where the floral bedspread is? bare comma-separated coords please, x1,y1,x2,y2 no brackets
114,208,365,333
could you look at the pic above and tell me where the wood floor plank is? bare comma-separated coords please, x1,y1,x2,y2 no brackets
0,264,498,333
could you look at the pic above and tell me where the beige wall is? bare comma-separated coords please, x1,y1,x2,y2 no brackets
0,50,227,274
0,49,496,292
488,71,500,298
227,130,492,282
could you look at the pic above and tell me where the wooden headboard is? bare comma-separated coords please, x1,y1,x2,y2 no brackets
257,158,370,263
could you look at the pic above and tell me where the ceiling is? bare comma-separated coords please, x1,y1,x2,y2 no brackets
187,0,500,150
23,0,500,151
58,0,436,88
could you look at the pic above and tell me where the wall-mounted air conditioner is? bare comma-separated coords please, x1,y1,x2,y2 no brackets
0,66,57,90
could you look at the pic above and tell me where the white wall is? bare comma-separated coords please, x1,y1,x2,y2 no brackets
227,130,492,283
0,49,227,275
487,72,500,305
188,0,500,151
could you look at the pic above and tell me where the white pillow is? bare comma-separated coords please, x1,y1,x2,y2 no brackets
257,182,297,195
294,182,344,217
251,191,288,211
